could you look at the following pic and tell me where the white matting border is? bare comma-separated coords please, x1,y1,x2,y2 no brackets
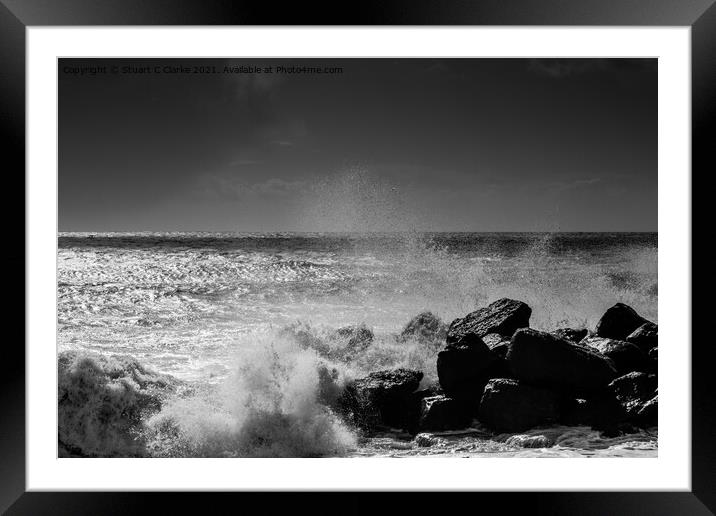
27,26,690,491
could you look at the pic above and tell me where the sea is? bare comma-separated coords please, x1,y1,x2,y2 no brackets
57,231,658,458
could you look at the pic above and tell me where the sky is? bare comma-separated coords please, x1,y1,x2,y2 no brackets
59,58,657,232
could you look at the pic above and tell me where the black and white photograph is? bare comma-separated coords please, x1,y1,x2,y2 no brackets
58,57,658,459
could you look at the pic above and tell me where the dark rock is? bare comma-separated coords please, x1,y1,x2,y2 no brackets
337,368,423,432
437,337,494,400
560,394,627,430
607,372,658,425
399,311,447,346
507,328,618,395
481,333,513,379
447,298,532,344
634,395,658,427
649,347,658,361
478,378,559,432
482,333,511,359
626,322,658,352
582,336,649,375
419,395,473,431
552,327,588,343
595,303,650,340
333,324,374,351
403,386,443,434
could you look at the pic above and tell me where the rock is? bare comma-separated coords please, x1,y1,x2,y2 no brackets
399,311,447,346
58,351,179,457
626,322,658,352
478,378,559,432
481,333,513,379
507,328,618,395
437,337,494,400
330,324,374,360
482,333,511,359
552,327,588,343
635,395,658,426
447,298,532,343
560,394,627,431
337,368,423,432
504,434,553,448
649,347,658,361
333,324,374,351
607,372,658,425
595,303,650,340
414,433,442,447
582,336,649,375
418,395,473,431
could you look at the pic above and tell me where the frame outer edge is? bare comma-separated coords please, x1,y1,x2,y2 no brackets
692,1,716,512
3,0,713,513
0,0,27,513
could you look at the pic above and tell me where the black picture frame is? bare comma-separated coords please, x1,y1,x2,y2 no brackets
2,1,712,514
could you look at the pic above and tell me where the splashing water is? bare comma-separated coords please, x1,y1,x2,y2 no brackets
58,230,657,457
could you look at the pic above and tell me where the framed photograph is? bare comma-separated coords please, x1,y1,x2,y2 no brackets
4,0,712,513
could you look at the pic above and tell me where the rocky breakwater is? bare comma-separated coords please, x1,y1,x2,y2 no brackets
340,299,658,441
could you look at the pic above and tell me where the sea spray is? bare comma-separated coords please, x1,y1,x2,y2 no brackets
141,334,357,457
58,350,180,457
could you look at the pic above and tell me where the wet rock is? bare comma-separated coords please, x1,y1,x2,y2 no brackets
399,311,447,346
504,434,553,448
414,433,442,447
447,298,532,343
607,372,658,425
481,333,513,379
635,395,658,427
626,322,658,353
337,368,423,433
595,303,650,340
507,328,618,395
418,395,473,431
437,336,494,400
582,336,649,375
482,333,511,359
333,324,374,353
478,378,559,432
560,394,627,431
552,327,588,343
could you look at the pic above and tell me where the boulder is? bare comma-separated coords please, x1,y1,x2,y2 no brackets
582,336,649,375
635,395,658,427
331,324,374,359
649,347,658,361
399,311,447,346
447,298,532,343
607,372,658,425
507,328,618,395
626,322,658,352
478,378,559,432
437,337,494,400
595,303,650,340
482,333,511,359
337,368,423,432
418,395,473,431
552,327,588,343
333,324,373,349
481,333,513,379
560,394,627,431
